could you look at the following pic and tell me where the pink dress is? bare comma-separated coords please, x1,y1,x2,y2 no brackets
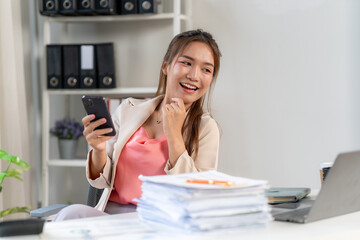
108,126,168,205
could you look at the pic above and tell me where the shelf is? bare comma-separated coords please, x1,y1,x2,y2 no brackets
48,159,87,167
46,87,157,97
41,0,190,207
44,13,188,23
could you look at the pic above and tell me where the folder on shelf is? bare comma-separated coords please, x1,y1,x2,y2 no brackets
59,0,77,15
46,45,63,89
96,43,116,89
76,0,95,15
80,45,97,88
94,0,117,14
63,45,80,89
266,187,311,204
39,0,59,16
138,0,156,14
119,0,137,15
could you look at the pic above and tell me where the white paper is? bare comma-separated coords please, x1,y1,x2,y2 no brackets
139,170,268,190
41,218,155,240
136,170,272,232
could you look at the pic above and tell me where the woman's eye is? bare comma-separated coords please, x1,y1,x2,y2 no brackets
203,68,212,73
181,61,191,66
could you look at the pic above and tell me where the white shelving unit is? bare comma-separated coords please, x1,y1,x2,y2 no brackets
41,0,191,206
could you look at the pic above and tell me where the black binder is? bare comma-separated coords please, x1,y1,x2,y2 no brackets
76,0,95,15
80,45,97,88
39,0,59,16
94,0,117,14
119,0,137,14
96,43,116,88
63,45,80,89
138,0,156,14
59,0,77,15
46,45,63,89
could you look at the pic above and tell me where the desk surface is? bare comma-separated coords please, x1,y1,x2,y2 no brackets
4,210,360,240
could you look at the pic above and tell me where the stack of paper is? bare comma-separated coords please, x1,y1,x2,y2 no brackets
136,170,272,232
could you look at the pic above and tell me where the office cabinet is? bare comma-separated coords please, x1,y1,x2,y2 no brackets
40,0,192,206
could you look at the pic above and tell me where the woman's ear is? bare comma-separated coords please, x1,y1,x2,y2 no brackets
162,62,168,75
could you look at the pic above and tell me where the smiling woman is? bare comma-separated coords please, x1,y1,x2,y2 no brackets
54,29,222,221
155,30,222,162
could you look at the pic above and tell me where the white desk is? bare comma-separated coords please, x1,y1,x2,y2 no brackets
4,210,360,240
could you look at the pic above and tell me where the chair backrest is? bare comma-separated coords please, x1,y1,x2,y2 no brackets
86,185,104,207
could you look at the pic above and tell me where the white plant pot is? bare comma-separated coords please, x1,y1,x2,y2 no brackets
58,139,78,159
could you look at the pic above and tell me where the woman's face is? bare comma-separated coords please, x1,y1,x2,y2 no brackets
163,41,215,108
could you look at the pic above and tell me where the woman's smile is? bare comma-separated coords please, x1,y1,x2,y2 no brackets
179,82,199,93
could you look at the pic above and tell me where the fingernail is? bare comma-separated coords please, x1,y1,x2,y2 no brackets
102,118,106,123
90,114,95,119
108,128,113,132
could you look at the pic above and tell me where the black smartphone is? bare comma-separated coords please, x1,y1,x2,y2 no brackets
82,95,116,136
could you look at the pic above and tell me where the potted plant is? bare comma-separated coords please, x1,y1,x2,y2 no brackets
0,149,44,237
0,148,31,218
50,118,84,159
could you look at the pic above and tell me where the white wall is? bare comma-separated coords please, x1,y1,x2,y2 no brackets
192,0,360,189
42,1,360,204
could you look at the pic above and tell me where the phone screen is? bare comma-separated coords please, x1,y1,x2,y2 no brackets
82,96,116,136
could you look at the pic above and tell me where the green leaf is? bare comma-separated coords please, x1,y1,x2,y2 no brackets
0,206,31,218
0,149,9,159
0,169,23,183
5,168,23,181
2,155,30,170
0,153,7,159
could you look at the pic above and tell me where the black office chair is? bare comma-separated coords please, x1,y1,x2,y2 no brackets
86,185,104,207
30,185,104,218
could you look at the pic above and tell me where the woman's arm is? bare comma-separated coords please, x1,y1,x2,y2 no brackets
164,115,220,174
162,98,187,167
85,101,124,188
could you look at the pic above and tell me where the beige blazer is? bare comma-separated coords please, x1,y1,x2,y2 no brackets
86,95,220,211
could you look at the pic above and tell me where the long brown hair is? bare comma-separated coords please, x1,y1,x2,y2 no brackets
155,29,221,159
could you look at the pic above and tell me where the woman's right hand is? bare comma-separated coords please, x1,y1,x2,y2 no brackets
82,114,114,152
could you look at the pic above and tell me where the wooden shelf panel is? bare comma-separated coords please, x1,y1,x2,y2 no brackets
44,13,188,23
46,87,157,97
48,159,87,167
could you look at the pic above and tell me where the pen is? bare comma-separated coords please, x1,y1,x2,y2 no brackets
186,179,234,186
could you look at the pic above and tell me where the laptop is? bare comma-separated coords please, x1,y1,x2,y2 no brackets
272,150,360,223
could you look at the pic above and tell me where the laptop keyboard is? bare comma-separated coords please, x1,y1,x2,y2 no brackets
274,207,311,223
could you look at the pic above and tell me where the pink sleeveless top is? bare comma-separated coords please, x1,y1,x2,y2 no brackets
108,126,168,205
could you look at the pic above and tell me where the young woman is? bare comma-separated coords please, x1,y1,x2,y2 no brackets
54,29,222,221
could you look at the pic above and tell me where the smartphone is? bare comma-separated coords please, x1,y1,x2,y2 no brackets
82,96,116,136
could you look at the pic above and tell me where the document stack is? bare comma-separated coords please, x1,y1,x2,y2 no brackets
136,170,272,232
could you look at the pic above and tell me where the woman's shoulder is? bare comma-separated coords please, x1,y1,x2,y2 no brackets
200,113,219,131
123,97,148,105
200,112,215,121
120,97,158,107
112,97,149,115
